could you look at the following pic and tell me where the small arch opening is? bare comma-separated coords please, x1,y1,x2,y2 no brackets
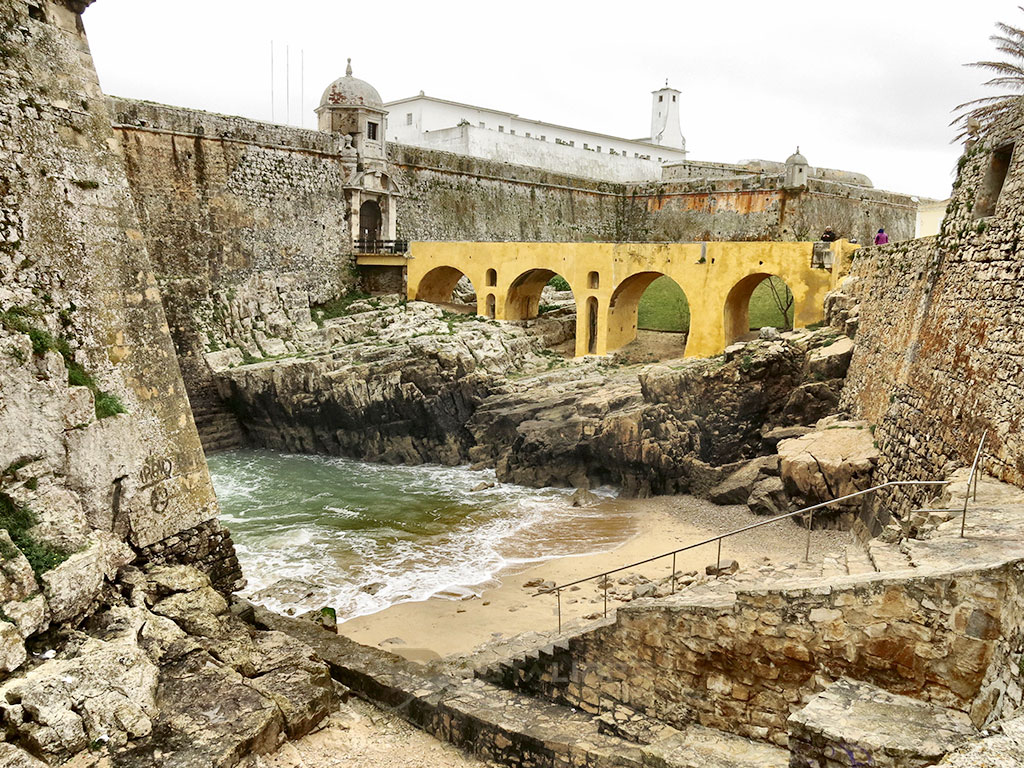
486,268,497,287
588,271,600,290
486,294,496,319
724,274,794,346
586,297,599,354
606,273,689,361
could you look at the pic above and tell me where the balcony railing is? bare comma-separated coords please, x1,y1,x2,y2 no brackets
354,238,408,255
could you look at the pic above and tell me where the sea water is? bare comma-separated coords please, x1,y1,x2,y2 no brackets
209,449,636,619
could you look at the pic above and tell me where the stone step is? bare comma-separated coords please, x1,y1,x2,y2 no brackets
249,604,787,768
820,550,848,580
788,678,977,768
867,539,914,572
844,542,877,574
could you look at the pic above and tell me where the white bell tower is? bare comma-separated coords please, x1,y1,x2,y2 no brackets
650,80,685,152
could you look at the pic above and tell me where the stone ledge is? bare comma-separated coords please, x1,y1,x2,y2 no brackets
788,678,976,768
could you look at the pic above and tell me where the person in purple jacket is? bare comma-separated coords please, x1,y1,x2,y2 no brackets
874,228,890,245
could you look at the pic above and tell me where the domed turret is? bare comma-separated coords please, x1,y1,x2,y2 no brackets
784,146,810,189
319,59,384,110
315,58,388,157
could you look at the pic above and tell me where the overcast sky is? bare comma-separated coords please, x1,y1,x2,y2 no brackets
83,1,1023,200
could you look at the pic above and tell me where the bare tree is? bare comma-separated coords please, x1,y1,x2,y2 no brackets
952,7,1024,140
767,277,794,330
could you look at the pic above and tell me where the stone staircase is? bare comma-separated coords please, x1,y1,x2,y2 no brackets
247,603,789,768
186,380,246,454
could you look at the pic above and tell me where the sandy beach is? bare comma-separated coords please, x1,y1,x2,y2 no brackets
338,494,847,661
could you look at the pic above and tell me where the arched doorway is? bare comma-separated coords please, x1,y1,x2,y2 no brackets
723,274,794,346
359,200,383,244
607,272,690,359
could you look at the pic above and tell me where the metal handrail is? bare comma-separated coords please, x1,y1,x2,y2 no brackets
961,430,988,537
354,238,408,254
539,479,951,633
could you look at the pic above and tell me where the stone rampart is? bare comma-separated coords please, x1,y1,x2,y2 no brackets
0,0,239,648
838,108,1024,499
633,176,917,244
390,143,628,241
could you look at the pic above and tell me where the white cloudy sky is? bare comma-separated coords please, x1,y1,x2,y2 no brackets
83,0,1023,200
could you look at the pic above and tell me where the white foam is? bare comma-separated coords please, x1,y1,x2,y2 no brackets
210,450,631,620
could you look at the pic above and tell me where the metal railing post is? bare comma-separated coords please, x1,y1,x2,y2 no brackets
805,508,813,562
671,551,677,594
556,588,561,634
603,574,608,618
716,538,722,578
961,431,987,538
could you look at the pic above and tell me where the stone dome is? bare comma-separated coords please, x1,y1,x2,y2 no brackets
786,147,808,166
319,59,383,110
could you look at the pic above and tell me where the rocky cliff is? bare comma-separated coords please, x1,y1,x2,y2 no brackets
0,2,336,763
213,296,854,497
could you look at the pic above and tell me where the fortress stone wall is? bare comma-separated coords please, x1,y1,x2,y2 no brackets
635,176,918,244
109,98,359,420
838,108,1024,501
106,96,919,450
0,0,239,641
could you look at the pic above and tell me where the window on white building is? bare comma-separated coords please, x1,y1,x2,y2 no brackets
597,146,601,152
406,113,413,126
510,129,515,135
540,135,546,141
367,122,379,140
479,122,485,128
583,143,589,149
672,95,677,102
498,125,504,132
659,95,663,102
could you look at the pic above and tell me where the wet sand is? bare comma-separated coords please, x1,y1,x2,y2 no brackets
338,495,845,661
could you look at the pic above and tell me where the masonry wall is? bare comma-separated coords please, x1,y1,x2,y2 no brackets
498,563,1024,747
0,0,237,592
633,176,918,244
840,109,1024,495
390,143,629,241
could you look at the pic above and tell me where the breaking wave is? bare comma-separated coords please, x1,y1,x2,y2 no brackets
209,449,633,619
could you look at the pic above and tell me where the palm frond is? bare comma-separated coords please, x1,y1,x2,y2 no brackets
952,9,1024,140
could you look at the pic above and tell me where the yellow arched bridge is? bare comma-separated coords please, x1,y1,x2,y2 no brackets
366,241,855,358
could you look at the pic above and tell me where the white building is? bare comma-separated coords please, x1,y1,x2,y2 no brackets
385,84,688,183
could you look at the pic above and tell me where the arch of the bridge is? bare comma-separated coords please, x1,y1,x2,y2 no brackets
504,268,578,322
722,272,793,347
405,241,845,359
415,265,477,305
606,271,691,356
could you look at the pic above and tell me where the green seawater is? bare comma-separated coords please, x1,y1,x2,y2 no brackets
209,449,636,619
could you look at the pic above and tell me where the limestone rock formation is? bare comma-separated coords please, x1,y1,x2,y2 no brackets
778,418,880,525
216,298,853,496
213,299,549,465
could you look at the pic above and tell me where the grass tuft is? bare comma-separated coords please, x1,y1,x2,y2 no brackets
0,491,69,578
0,309,124,419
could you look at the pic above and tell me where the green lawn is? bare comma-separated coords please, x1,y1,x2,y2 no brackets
637,276,792,333
637,276,690,331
